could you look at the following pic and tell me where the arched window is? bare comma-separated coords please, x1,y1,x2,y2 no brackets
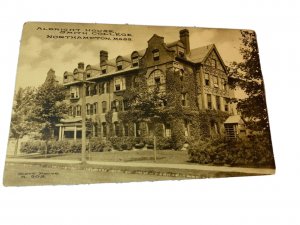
131,51,139,67
147,70,165,86
116,56,123,70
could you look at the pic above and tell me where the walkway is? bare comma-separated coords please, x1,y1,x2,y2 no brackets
5,158,275,175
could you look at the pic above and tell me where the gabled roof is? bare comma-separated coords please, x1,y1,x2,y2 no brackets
189,44,227,72
224,115,245,124
189,44,214,63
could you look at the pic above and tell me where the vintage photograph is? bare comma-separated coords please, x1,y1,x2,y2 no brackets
3,22,275,186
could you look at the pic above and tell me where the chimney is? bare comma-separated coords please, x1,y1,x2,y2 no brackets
78,62,84,70
180,29,190,55
100,50,108,63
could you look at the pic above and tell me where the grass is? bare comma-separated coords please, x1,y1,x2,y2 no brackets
19,149,191,165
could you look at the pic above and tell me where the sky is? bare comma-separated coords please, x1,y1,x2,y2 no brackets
15,22,246,89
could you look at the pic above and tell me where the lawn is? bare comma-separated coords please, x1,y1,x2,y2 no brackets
20,149,190,165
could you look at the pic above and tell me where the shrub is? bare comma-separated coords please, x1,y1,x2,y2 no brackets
47,140,70,154
89,138,112,152
20,141,46,154
109,137,135,151
188,135,275,168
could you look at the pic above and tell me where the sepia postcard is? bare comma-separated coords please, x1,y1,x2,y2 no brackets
3,22,275,186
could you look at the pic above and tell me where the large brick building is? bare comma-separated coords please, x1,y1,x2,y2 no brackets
56,29,239,142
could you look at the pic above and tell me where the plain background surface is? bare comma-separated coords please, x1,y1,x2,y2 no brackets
0,0,299,225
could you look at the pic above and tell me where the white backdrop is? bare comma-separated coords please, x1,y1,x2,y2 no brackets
0,0,300,225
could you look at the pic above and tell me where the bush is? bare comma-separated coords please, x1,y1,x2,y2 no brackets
47,140,70,154
20,141,46,154
188,135,275,168
89,138,112,152
109,137,135,151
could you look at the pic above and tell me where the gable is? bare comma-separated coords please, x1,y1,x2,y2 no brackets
203,47,227,73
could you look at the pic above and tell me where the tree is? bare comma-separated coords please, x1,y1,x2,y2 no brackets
31,69,67,141
10,87,36,155
229,30,270,132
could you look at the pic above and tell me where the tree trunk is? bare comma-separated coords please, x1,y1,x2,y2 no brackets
14,138,19,156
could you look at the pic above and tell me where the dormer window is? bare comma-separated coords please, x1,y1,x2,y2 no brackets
64,75,68,80
117,61,123,70
132,56,139,67
87,73,91,78
152,49,160,61
101,65,106,74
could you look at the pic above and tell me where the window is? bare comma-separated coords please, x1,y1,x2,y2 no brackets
115,84,121,91
114,77,124,91
70,86,79,99
148,70,165,86
216,96,221,110
64,75,68,80
87,73,91,78
123,123,129,136
179,51,185,58
213,76,218,88
91,85,97,95
111,100,121,112
135,123,141,137
152,49,159,61
207,94,212,109
102,101,107,113
164,124,171,137
101,65,106,74
184,120,190,137
181,93,188,106
86,104,91,115
102,122,107,137
114,122,121,137
68,106,72,116
116,61,122,70
204,73,210,86
210,120,220,136
90,104,94,115
93,102,98,114
76,105,81,116
211,58,216,68
99,82,109,94
221,78,225,90
154,76,160,85
224,98,229,112
132,56,139,67
86,85,91,96
123,100,129,111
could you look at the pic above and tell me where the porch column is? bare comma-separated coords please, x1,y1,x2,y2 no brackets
62,127,65,140
92,124,95,137
74,126,77,141
59,126,62,141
